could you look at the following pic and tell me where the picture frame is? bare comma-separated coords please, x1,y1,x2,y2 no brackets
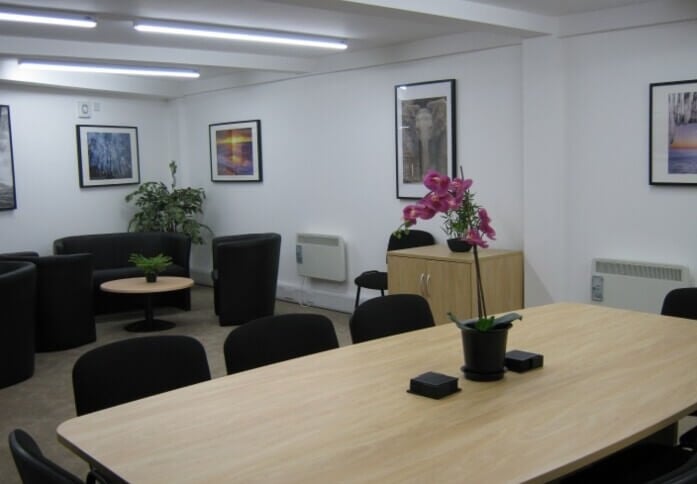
395,79,456,199
76,125,140,187
0,105,17,210
209,120,262,182
649,79,697,185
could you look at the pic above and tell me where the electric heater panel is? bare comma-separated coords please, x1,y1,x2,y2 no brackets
296,233,346,282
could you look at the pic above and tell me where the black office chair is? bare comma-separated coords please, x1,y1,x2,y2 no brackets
661,288,697,430
8,428,106,484
661,288,697,320
211,233,282,326
349,293,435,344
223,313,339,374
559,442,695,484
649,450,697,484
353,229,434,308
72,335,211,415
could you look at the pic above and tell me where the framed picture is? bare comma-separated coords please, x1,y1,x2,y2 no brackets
395,79,456,199
209,120,262,182
76,125,140,187
0,105,16,210
650,79,697,185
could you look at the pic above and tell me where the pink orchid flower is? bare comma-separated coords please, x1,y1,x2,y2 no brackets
423,170,451,195
465,228,489,248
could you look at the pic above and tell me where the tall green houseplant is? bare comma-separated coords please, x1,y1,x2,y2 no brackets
125,161,210,244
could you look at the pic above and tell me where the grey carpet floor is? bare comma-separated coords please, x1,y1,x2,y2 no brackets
0,285,351,483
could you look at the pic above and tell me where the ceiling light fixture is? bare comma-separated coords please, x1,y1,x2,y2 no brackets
0,7,96,28
18,60,200,79
133,20,347,50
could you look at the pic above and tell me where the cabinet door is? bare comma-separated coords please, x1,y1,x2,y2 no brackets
424,260,473,324
387,256,428,297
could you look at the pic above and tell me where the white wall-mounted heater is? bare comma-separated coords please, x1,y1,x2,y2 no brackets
296,233,346,282
591,258,691,314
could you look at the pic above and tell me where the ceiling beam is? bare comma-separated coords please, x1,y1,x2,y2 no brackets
336,0,558,36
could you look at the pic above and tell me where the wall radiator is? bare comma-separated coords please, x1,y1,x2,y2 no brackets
296,233,346,282
591,258,691,314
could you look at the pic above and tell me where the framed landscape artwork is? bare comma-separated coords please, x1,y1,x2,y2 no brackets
209,120,262,182
76,125,140,187
0,105,16,210
395,79,456,199
650,79,697,186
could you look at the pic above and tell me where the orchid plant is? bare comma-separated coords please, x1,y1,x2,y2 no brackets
395,169,521,331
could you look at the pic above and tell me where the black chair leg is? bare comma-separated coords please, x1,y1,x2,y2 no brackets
380,289,385,296
355,287,361,308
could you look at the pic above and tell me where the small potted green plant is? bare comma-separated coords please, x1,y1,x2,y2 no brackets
129,253,173,283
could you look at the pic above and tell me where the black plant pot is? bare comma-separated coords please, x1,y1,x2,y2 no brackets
145,273,158,283
460,326,509,381
447,238,472,253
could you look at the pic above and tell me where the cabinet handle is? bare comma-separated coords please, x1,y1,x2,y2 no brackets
425,274,431,298
418,273,425,296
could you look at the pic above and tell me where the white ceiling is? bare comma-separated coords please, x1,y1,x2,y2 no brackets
0,0,693,98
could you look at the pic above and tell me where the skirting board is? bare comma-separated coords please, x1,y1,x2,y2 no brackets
276,282,354,314
190,268,354,314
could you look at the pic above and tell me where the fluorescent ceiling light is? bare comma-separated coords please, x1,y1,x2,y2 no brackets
18,60,199,79
134,20,347,50
0,7,96,28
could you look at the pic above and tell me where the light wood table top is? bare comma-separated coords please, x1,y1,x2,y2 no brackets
100,276,194,294
57,303,697,483
100,276,193,332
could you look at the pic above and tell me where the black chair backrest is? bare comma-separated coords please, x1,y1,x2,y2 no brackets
648,451,697,484
350,294,435,344
386,229,435,257
72,335,211,415
223,313,339,374
661,288,697,320
9,429,83,484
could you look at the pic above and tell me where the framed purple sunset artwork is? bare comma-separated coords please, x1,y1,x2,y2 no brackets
209,120,262,182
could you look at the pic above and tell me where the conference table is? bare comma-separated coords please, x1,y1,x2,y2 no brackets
57,303,697,483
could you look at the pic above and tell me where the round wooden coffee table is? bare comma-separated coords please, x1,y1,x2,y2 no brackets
100,276,194,332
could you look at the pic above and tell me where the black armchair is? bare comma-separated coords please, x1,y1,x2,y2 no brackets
0,253,95,352
0,261,36,388
211,233,281,326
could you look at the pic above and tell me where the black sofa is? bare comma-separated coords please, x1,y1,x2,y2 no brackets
53,232,191,315
0,261,36,388
0,252,96,351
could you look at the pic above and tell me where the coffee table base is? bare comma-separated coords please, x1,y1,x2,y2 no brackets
124,319,176,333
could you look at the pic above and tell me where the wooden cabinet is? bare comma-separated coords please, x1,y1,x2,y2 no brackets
387,246,523,325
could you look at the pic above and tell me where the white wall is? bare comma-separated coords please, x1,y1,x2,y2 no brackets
523,19,697,308
175,45,523,311
3,18,695,314
0,87,172,255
